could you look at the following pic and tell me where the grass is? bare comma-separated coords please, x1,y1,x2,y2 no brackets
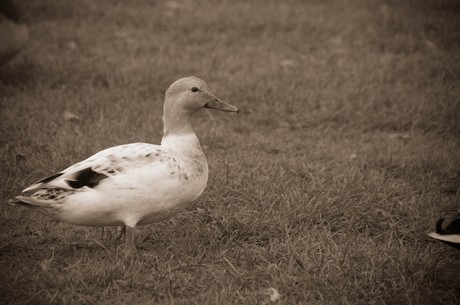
1,0,459,304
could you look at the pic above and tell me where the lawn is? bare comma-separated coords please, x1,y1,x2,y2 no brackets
1,0,459,304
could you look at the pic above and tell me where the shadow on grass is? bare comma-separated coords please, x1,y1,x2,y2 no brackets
0,58,37,88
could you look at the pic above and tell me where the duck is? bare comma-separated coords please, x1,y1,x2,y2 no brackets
0,0,28,66
10,76,239,256
427,207,460,250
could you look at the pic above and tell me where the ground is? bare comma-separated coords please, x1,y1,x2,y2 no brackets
1,0,459,304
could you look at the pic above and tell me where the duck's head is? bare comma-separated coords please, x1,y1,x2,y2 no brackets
162,76,238,136
165,76,239,114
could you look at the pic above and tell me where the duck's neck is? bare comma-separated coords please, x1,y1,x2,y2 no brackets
161,129,205,163
160,108,207,177
162,107,195,139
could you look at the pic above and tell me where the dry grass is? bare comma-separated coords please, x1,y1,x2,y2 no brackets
1,0,459,304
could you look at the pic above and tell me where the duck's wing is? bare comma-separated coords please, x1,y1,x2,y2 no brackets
22,143,163,193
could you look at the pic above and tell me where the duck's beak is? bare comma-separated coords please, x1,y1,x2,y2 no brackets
204,96,239,113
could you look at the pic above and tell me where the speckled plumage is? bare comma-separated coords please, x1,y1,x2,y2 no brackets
12,76,238,255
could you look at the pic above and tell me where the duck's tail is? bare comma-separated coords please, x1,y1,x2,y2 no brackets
8,195,48,208
8,197,34,209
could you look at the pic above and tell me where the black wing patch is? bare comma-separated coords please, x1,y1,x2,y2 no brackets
65,167,109,189
435,218,460,250
38,172,64,184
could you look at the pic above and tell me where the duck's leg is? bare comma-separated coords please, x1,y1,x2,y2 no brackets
115,226,126,241
124,226,136,257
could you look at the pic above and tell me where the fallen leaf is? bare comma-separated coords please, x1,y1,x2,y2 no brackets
375,208,391,217
349,153,358,161
67,41,77,50
39,257,54,271
388,133,410,143
280,59,295,67
265,288,280,302
424,39,438,51
64,111,80,122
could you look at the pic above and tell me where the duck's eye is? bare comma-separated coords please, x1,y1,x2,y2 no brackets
191,87,199,92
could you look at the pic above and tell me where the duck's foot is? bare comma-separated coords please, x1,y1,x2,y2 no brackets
115,226,126,241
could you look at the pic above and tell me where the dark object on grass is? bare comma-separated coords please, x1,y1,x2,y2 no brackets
0,0,28,66
428,209,460,250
